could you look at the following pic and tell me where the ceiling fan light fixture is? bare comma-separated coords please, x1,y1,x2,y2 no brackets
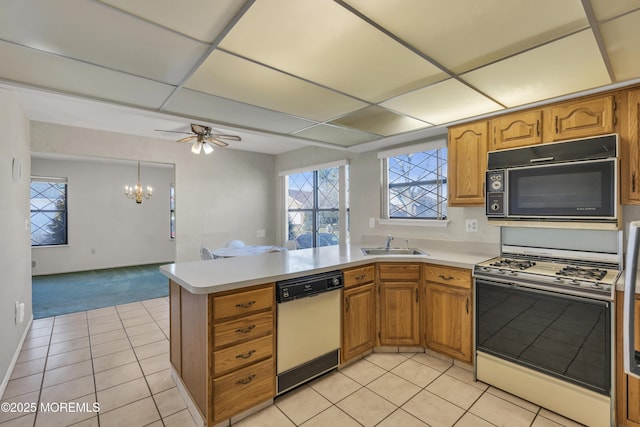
191,141,202,154
203,142,215,155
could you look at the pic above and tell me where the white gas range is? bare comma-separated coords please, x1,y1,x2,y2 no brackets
473,227,622,427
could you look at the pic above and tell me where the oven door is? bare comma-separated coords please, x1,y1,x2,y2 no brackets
506,158,616,220
476,278,611,395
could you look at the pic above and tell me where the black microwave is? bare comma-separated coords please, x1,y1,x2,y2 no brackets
485,134,619,223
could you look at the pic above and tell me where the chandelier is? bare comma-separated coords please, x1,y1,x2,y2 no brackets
124,161,152,204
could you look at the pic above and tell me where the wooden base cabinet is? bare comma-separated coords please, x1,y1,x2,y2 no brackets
342,265,376,362
378,263,421,346
616,291,640,426
423,264,472,362
170,281,275,426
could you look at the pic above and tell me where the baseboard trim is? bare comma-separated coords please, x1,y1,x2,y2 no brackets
0,315,33,399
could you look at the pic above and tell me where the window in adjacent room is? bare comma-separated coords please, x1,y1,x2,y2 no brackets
283,162,349,249
380,140,448,221
30,176,68,246
170,183,175,239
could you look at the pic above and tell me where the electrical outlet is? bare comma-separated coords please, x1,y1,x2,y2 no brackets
465,219,478,232
256,229,266,238
369,218,375,228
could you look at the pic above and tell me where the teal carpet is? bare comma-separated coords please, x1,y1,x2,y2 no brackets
32,263,169,319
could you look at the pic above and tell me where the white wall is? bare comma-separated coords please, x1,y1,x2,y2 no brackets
0,89,32,395
275,143,501,246
31,156,175,275
30,121,276,263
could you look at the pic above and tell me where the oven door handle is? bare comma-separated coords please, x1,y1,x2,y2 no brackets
475,277,610,306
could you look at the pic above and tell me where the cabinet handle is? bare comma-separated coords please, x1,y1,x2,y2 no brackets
236,325,256,334
466,297,469,314
536,119,540,137
438,274,455,281
356,273,367,280
415,288,419,303
236,300,256,309
235,349,256,359
633,172,637,193
236,374,256,385
555,116,559,134
345,298,350,313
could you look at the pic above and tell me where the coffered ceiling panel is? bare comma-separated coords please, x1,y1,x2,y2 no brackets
217,0,447,102
590,0,640,21
599,10,640,82
1,0,639,155
331,106,431,136
164,88,317,135
292,124,380,147
462,30,610,107
185,50,368,122
0,0,209,85
0,41,174,109
381,79,503,125
97,0,246,43
345,0,588,74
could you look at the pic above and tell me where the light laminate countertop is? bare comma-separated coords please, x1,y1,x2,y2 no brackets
160,242,496,295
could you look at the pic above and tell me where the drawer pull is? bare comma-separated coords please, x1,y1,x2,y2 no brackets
438,274,455,281
236,325,256,334
236,374,256,385
356,273,367,280
236,300,256,309
235,350,256,359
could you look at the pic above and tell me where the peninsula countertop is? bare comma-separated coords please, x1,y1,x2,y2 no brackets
160,242,497,295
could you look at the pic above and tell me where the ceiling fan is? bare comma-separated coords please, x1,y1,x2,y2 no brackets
157,123,241,154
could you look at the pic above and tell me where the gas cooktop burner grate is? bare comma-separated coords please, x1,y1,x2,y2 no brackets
556,266,607,281
489,258,536,270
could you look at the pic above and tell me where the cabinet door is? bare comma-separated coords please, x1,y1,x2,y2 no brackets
448,121,488,206
379,281,420,346
342,283,376,362
547,95,615,141
623,89,640,204
491,110,542,150
425,283,472,362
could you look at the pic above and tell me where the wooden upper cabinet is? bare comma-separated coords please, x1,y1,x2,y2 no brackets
491,110,542,150
546,95,615,142
448,121,488,206
622,89,640,205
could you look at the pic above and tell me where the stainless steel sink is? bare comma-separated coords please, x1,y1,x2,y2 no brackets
361,247,427,256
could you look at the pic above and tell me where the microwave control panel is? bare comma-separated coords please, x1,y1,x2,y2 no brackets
486,170,505,217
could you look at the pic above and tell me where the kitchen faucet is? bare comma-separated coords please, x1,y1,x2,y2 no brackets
385,235,393,250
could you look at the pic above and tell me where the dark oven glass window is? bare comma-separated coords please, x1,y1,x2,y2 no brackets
508,159,615,218
476,280,611,395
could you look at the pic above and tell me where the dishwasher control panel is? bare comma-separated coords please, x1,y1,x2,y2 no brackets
276,270,343,303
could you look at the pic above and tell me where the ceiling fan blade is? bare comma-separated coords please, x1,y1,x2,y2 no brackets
155,129,191,134
205,136,228,147
191,124,208,135
177,135,196,143
212,134,241,141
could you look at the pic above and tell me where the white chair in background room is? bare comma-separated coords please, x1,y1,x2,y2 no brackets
200,246,215,260
284,240,298,250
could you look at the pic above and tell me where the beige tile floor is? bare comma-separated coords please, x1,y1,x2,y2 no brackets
1,298,586,427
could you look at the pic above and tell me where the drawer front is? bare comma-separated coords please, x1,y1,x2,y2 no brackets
343,265,375,288
213,311,274,349
424,264,471,289
213,358,274,422
378,263,420,281
212,285,273,320
214,334,273,376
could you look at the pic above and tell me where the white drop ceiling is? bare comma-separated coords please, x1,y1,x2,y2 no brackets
1,0,639,154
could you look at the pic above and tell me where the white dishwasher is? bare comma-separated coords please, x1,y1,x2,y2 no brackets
276,270,343,395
